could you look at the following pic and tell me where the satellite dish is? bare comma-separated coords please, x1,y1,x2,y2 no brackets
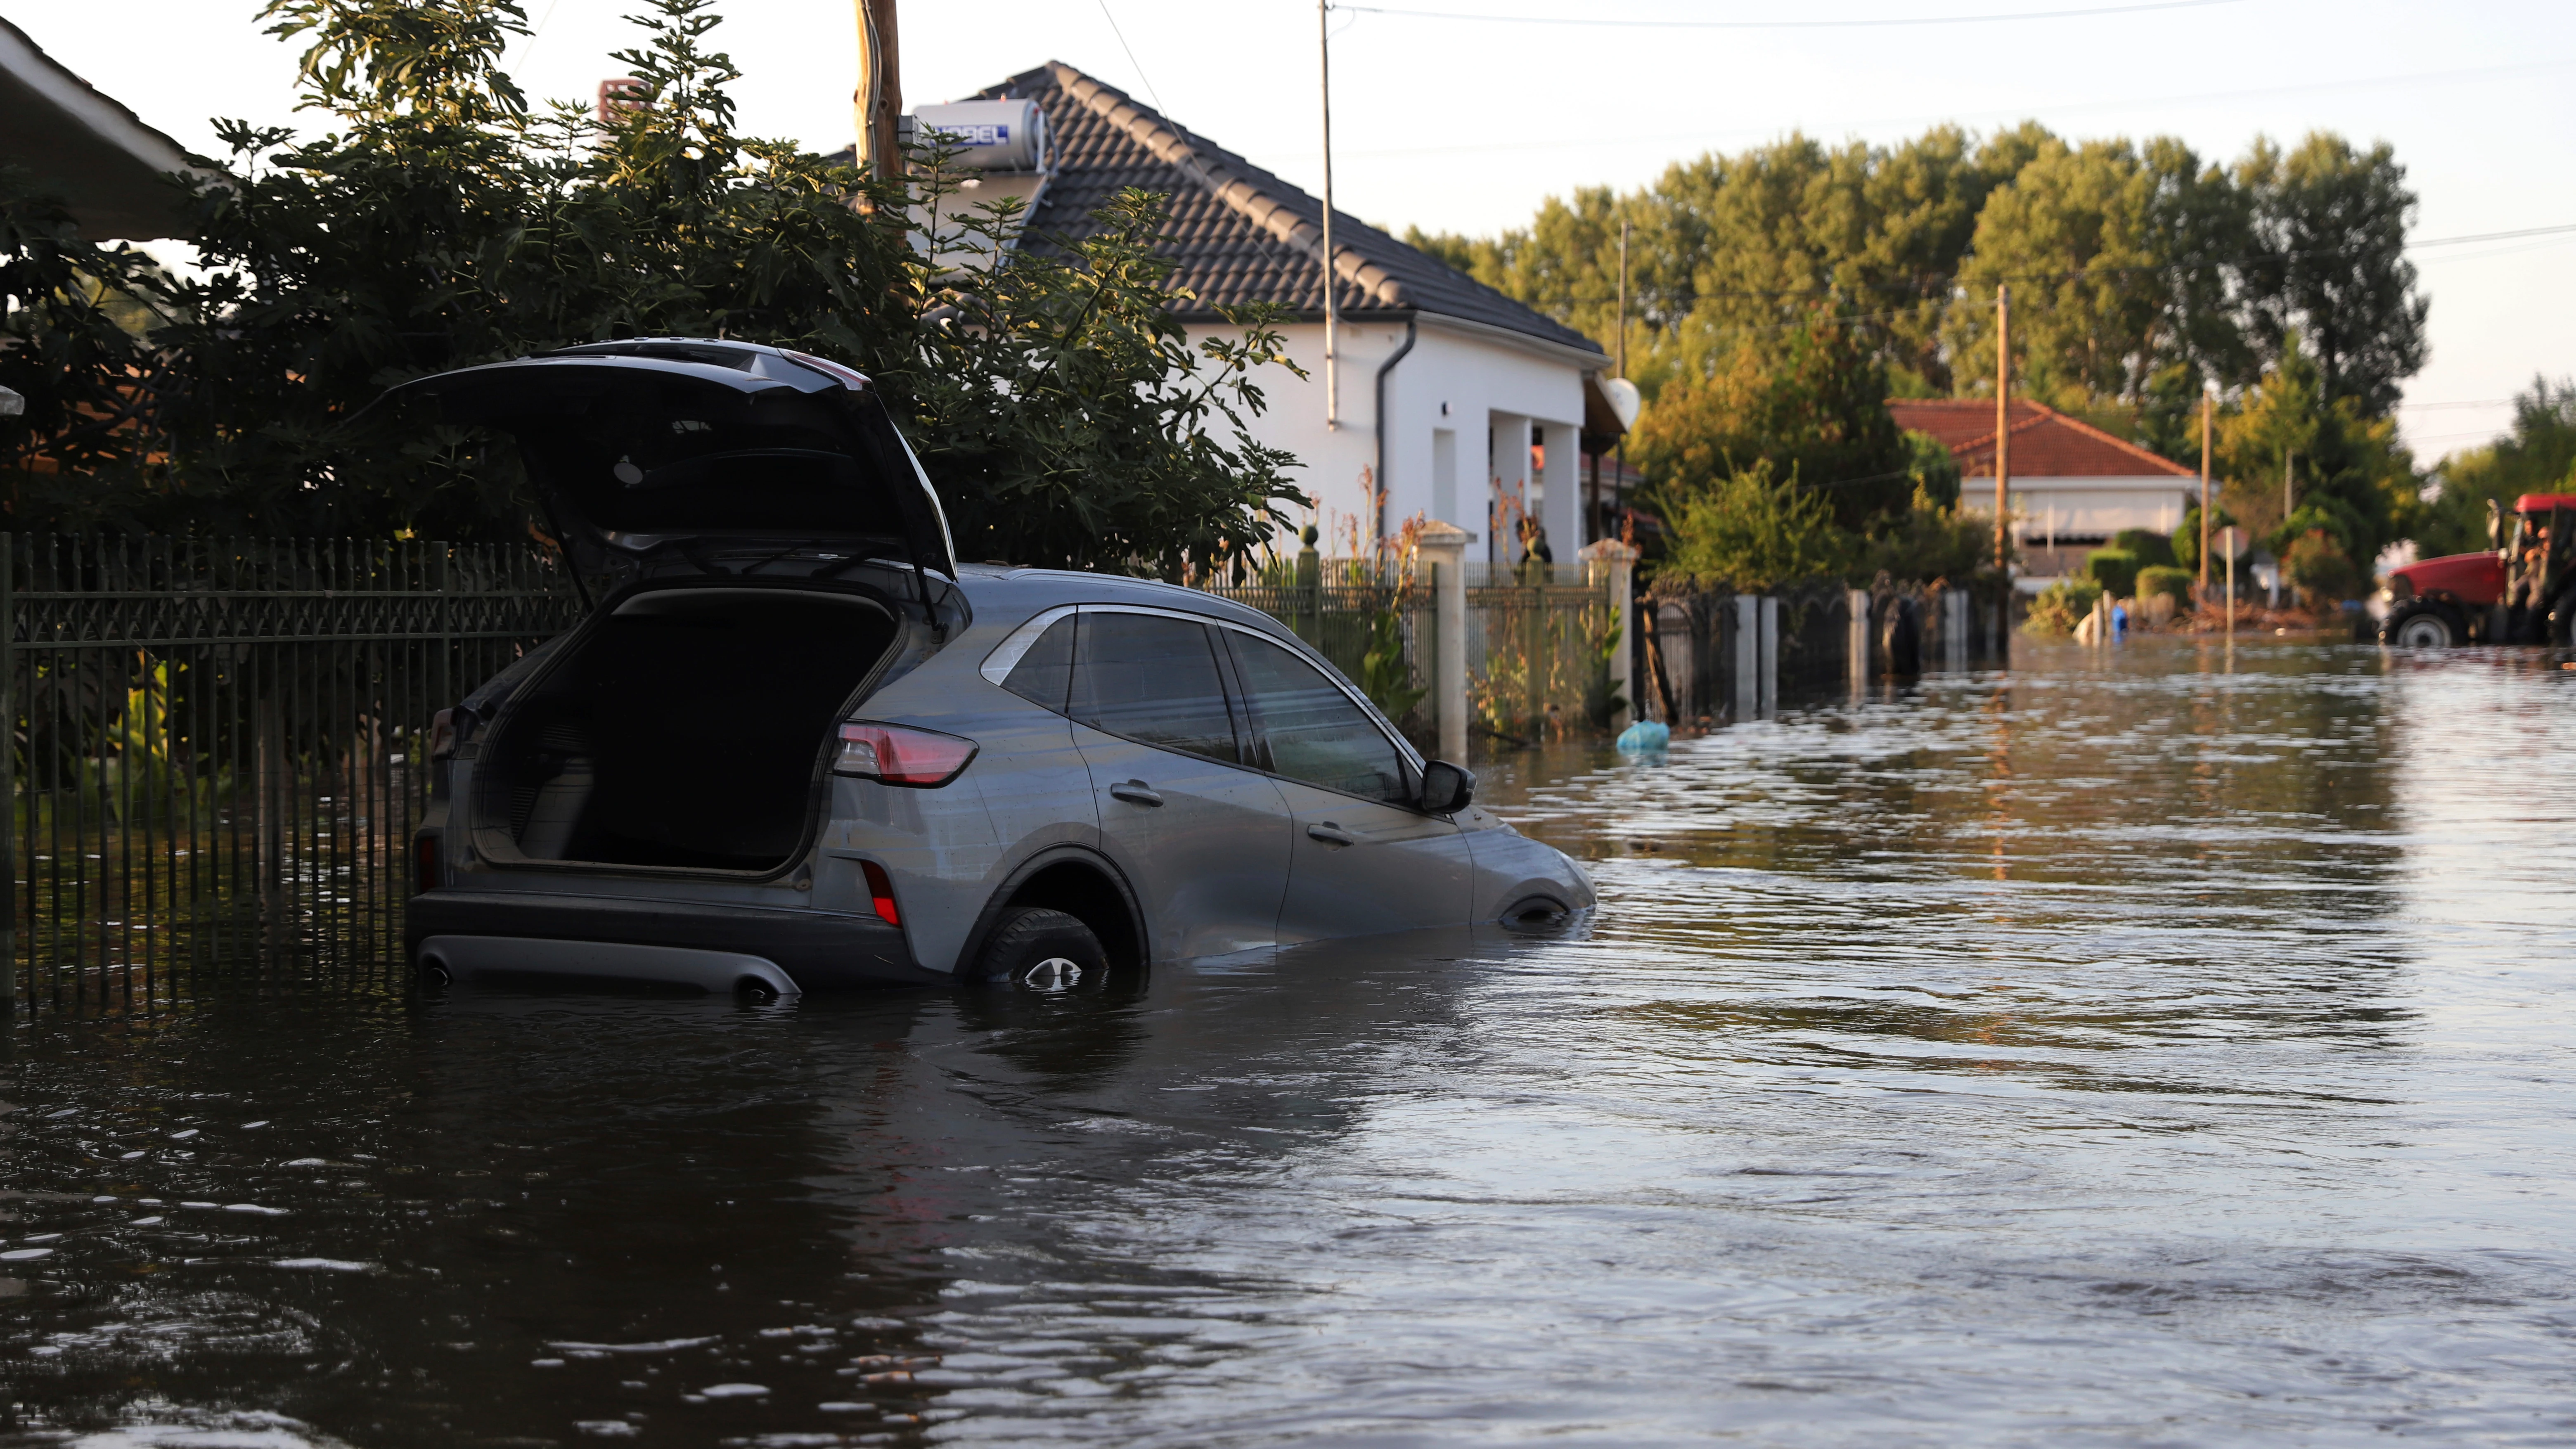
1602,377,1641,431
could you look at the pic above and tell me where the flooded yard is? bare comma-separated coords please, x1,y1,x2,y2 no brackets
5,639,2574,1446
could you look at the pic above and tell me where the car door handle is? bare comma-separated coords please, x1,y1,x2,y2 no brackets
1306,822,1356,847
1109,780,1164,807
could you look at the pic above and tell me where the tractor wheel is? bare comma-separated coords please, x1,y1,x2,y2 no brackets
2382,601,2459,648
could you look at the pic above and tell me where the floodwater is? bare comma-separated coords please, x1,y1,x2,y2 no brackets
5,639,2575,1447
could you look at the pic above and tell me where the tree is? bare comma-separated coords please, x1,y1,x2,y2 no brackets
1943,136,2247,410
1407,125,2039,399
2413,378,2576,559
1624,318,1910,529
2237,133,2427,416
1657,459,1848,592
0,181,175,526
2214,331,2416,580
0,0,1306,574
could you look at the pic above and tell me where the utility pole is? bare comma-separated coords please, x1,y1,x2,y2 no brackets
1614,215,1630,523
1615,217,1630,378
852,0,903,180
2282,448,2294,523
1994,284,2010,575
1317,0,1339,430
2199,390,2212,596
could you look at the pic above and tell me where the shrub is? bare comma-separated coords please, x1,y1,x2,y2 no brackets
2084,547,2141,598
1658,459,1850,592
2136,565,2193,608
2025,575,2105,637
2283,529,2366,606
2172,502,2241,574
1851,483,1996,586
2112,529,2177,568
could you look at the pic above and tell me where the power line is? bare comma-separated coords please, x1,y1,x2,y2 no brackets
2407,223,2576,248
1093,0,1168,116
1334,0,2238,29
1274,58,2576,163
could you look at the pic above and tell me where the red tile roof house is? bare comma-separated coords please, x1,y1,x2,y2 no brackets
1891,399,2204,590
899,62,1624,565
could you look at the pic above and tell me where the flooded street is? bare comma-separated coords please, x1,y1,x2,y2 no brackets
5,639,2575,1446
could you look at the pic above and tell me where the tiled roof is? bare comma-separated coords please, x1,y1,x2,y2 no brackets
965,62,1604,358
1889,399,2194,479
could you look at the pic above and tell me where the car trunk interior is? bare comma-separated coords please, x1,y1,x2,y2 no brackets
479,587,898,873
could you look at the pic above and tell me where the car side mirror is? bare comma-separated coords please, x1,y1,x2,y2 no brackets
2487,498,2506,552
1418,760,1475,815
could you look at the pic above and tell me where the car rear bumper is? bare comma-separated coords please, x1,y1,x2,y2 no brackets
405,889,942,990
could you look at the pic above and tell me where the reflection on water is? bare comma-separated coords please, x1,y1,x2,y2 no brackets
5,639,2575,1445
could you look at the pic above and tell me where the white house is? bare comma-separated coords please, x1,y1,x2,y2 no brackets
931,62,1621,564
1891,398,2205,586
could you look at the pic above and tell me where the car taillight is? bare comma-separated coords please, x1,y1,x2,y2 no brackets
834,722,977,786
861,860,902,927
428,708,457,762
414,833,440,894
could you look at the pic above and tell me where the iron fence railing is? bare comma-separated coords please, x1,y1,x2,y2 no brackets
4,535,580,1014
1194,569,1437,743
1196,559,1617,751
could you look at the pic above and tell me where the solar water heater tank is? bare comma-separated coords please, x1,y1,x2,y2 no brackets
911,99,1049,173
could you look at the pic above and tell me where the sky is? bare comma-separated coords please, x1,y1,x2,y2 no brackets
17,0,2575,466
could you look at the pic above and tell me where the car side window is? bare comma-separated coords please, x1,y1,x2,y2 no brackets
1072,611,1241,765
1226,632,1407,804
1000,616,1075,712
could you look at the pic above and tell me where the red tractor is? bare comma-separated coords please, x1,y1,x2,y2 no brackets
2381,492,2576,646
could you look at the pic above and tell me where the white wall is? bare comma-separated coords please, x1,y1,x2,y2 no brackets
1962,474,2201,542
1189,316,1596,560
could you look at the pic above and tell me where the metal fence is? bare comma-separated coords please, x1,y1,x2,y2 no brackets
1197,558,1615,752
1462,562,1618,746
1196,566,1439,744
4,536,580,1014
1639,578,2009,725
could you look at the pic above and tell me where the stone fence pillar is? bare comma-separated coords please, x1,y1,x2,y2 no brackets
1579,538,1640,733
1847,587,1870,694
1732,594,1759,720
1417,520,1475,764
1758,596,1779,717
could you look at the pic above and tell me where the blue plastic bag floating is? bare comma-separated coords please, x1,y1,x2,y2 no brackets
1616,720,1671,754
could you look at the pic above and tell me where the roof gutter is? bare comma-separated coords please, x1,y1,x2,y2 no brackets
1373,314,1418,542
1412,310,1608,372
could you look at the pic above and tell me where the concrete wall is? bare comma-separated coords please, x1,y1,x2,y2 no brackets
1187,316,1596,558
1960,474,2200,545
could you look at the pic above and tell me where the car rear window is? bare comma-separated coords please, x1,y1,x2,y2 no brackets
1001,616,1075,712
1072,613,1238,765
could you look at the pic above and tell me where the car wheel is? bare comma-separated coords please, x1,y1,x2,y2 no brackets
971,907,1109,993
2382,602,2458,648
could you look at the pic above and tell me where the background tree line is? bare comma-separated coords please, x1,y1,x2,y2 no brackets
1410,124,2433,596
0,0,1306,577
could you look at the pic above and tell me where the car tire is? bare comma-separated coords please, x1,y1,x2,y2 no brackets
2382,601,2459,648
970,907,1109,993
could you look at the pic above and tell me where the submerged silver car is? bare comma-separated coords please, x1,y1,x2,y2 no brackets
399,339,1595,994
